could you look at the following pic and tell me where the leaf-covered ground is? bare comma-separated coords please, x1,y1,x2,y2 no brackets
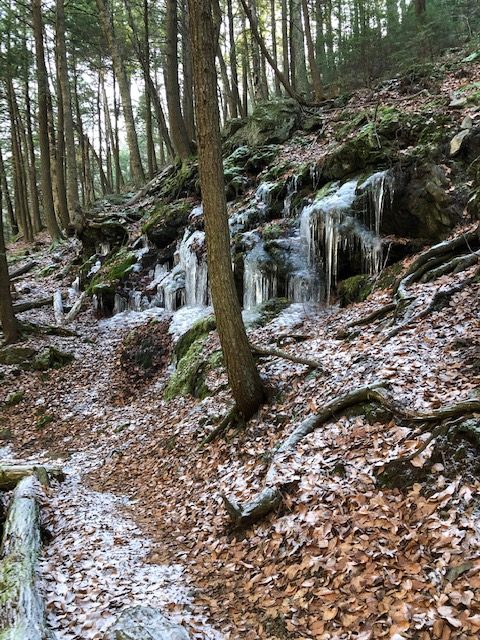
1,222,479,639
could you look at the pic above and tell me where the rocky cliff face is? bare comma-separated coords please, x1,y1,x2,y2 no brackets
77,56,480,317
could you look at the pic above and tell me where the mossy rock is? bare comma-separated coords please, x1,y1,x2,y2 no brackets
142,200,191,249
165,316,217,400
248,298,290,328
87,249,136,295
225,99,302,150
337,275,373,307
32,347,74,371
155,159,200,202
164,336,209,400
79,219,129,258
0,346,37,367
174,316,216,362
36,414,54,430
3,391,25,407
0,427,12,441
345,402,393,425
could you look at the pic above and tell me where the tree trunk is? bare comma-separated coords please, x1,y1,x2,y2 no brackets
0,190,19,344
144,0,157,178
56,0,82,228
0,476,51,639
100,69,123,193
290,0,309,96
281,0,289,84
6,79,33,243
239,0,303,103
0,146,18,236
271,0,281,96
123,0,175,161
165,0,194,159
302,0,323,100
227,0,241,115
96,0,145,188
23,73,42,234
0,464,64,491
188,0,265,420
32,0,62,241
181,0,196,142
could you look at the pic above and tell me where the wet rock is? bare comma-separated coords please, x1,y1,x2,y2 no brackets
450,129,470,156
79,219,129,258
382,164,461,240
104,606,190,640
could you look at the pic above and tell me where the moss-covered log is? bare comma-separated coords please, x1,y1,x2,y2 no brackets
222,386,480,527
0,464,64,491
0,476,53,640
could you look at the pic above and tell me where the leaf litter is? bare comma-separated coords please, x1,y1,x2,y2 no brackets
0,229,479,639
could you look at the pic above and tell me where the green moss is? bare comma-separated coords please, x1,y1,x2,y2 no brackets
0,427,12,441
0,347,37,367
337,275,373,307
375,261,404,290
262,222,283,241
87,249,136,295
141,199,192,248
164,316,218,401
174,316,216,362
4,391,25,407
157,159,199,202
32,347,74,371
208,350,223,369
248,298,290,328
164,336,209,400
36,414,54,430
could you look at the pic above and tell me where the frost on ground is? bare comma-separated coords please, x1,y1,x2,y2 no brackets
1,451,222,640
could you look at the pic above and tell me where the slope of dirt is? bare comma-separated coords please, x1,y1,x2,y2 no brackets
1,222,479,639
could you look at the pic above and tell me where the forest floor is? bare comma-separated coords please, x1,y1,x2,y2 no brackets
1,221,479,639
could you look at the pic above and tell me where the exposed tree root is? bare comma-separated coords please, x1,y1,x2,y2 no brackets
199,406,240,448
377,416,480,488
335,303,396,338
250,343,323,371
384,275,476,341
222,385,480,527
420,251,479,283
0,475,53,639
394,225,480,294
336,227,479,338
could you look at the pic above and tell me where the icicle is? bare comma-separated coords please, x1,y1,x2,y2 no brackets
282,175,299,217
113,294,128,314
178,230,209,307
243,239,277,310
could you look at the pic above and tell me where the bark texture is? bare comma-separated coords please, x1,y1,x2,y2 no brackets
0,476,52,640
188,0,265,420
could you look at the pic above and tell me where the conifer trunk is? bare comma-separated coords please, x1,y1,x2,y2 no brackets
0,191,19,344
32,0,62,241
165,0,194,159
188,0,265,420
96,0,145,188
